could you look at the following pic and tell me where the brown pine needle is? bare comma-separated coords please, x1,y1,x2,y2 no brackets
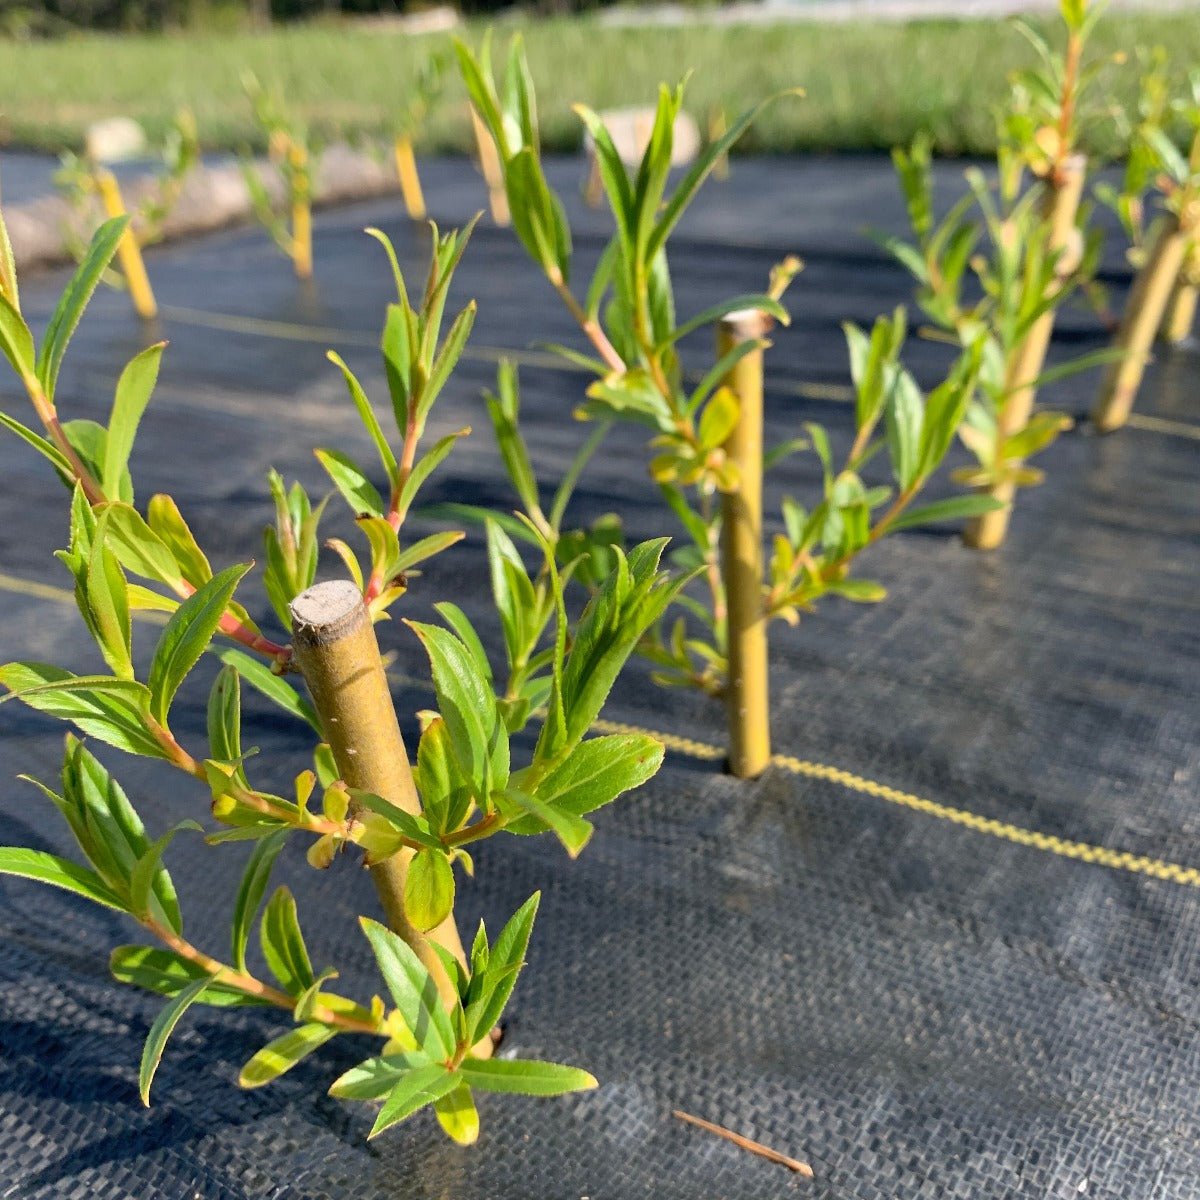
672,1109,814,1178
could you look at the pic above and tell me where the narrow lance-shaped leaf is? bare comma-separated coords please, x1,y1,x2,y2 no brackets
148,562,252,726
102,342,165,500
231,829,289,972
239,1023,336,1089
359,917,456,1059
38,217,129,403
0,846,125,911
458,1056,597,1096
139,973,215,1105
216,648,321,736
260,886,315,996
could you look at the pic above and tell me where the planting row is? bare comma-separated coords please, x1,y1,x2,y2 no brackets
0,0,1194,1161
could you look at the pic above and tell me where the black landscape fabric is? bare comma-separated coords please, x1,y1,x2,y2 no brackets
0,157,1198,1199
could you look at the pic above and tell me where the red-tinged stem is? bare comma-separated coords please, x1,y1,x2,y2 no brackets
174,578,291,662
552,276,626,374
24,375,106,505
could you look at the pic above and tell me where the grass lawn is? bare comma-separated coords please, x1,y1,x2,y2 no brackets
0,11,1197,157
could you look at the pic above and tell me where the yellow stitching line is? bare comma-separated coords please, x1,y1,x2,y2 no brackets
589,716,1200,887
160,304,1200,435
4,568,1197,888
1126,412,1200,441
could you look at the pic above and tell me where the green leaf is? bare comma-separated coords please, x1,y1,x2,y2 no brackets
139,973,213,1106
260,886,315,996
421,302,477,422
102,343,164,500
509,733,662,833
37,216,128,403
207,665,244,777
463,891,538,1044
314,448,385,519
1143,127,1191,186
217,648,321,736
85,524,133,679
148,562,251,725
0,209,19,310
231,828,289,972
697,387,739,450
404,848,456,932
826,578,887,603
129,821,201,933
0,291,35,378
328,1051,433,1100
0,410,72,476
500,788,592,857
394,530,464,574
458,1057,597,1096
647,92,796,262
433,1081,480,1145
238,1023,336,1089
888,494,1006,532
98,503,186,589
369,1063,461,1139
326,351,398,485
110,945,265,1007
0,662,161,758
359,917,455,1058
397,429,467,519
0,847,125,910
884,370,924,489
406,621,509,804
147,494,213,587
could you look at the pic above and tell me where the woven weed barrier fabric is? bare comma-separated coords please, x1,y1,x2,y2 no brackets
0,158,1197,1199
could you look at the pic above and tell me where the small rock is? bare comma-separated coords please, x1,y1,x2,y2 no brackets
85,117,147,164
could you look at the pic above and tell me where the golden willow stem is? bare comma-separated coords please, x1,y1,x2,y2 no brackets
964,154,1086,551
290,582,493,1057
470,106,509,227
717,312,771,779
1160,261,1197,345
393,134,426,222
95,169,158,321
1092,213,1191,434
288,143,313,280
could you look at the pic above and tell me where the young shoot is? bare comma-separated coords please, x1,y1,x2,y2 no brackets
1093,61,1200,428
447,39,1001,769
239,74,317,279
884,0,1117,548
55,108,199,319
392,48,448,221
0,207,671,1145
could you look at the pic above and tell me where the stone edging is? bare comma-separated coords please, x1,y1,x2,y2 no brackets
5,143,402,272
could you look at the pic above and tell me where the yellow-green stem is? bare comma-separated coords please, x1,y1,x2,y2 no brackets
95,169,158,321
1092,213,1190,433
965,154,1087,551
1160,266,1197,345
717,312,771,779
289,581,491,1055
394,134,426,222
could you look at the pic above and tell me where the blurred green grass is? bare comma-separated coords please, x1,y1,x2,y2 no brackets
0,12,1197,156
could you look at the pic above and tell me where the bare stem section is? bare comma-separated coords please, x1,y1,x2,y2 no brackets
964,155,1085,550
717,312,771,779
95,169,158,321
289,581,467,1005
393,134,426,222
1160,261,1197,345
1092,214,1190,433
